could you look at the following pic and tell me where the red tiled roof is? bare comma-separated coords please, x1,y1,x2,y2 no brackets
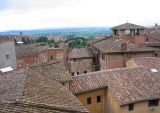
71,67,160,105
112,23,144,30
29,62,73,83
16,45,47,58
131,57,160,68
92,37,155,53
69,48,93,59
0,67,88,112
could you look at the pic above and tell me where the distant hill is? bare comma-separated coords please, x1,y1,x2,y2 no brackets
0,27,112,38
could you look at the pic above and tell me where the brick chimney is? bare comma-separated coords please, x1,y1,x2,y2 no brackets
121,43,127,50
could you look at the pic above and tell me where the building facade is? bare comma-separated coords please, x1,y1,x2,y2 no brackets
0,37,17,69
38,48,69,64
89,37,155,70
68,48,95,76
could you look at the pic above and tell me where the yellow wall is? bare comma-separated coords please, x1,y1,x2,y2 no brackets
106,90,121,113
76,88,107,113
126,59,138,68
122,101,160,113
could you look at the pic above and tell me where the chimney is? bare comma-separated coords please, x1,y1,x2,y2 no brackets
121,43,127,50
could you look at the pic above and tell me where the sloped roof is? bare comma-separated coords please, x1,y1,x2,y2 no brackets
71,67,160,106
92,37,155,53
15,45,47,58
68,48,93,59
112,23,144,30
29,62,73,83
0,68,88,113
131,57,160,68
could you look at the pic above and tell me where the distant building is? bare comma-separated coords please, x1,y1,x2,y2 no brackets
71,67,160,113
38,48,69,64
68,48,95,76
0,36,17,69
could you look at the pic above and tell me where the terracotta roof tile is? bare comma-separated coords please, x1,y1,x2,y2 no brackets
131,57,160,68
112,23,144,30
29,62,73,83
16,45,47,58
69,48,93,59
71,67,160,105
92,37,155,53
0,67,88,113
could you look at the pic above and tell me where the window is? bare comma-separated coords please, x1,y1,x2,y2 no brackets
50,56,53,60
148,99,159,107
62,83,65,86
73,59,76,62
97,96,101,103
146,38,149,42
155,53,158,57
136,29,140,35
6,54,10,60
128,103,134,111
125,30,131,35
84,71,87,74
72,72,74,76
87,97,91,105
77,72,79,75
114,30,117,35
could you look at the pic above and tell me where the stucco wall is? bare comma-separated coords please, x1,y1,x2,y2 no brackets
70,58,94,75
106,90,121,113
76,88,107,113
0,41,17,69
122,101,160,113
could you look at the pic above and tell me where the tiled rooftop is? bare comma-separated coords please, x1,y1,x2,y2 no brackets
29,62,73,83
131,57,160,68
71,67,160,105
15,45,47,58
68,48,93,59
0,68,88,113
92,37,155,53
112,23,144,30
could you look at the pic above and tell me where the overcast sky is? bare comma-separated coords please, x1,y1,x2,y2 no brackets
0,0,160,31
